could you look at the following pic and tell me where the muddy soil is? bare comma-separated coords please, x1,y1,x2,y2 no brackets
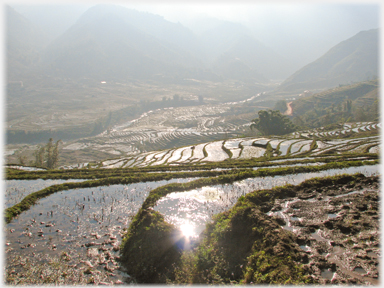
268,176,380,285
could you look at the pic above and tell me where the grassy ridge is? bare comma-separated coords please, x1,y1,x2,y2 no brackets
119,159,378,283
6,152,378,180
182,173,374,284
122,168,377,283
4,169,244,223
140,159,378,209
6,158,378,223
4,149,379,284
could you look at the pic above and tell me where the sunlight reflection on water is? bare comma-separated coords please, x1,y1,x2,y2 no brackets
154,165,379,238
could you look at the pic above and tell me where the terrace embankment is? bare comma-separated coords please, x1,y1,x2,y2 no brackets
120,173,380,284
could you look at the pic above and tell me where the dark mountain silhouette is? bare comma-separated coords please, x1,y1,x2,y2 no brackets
278,29,378,93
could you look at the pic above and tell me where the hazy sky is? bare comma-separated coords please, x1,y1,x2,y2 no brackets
118,1,380,65
7,0,380,25
6,1,381,71
8,1,380,34
120,1,379,27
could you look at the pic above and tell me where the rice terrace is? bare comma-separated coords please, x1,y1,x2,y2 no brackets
4,2,381,286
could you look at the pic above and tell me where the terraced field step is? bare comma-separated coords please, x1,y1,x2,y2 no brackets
59,121,380,169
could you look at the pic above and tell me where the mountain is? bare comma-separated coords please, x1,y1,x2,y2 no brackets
213,35,293,80
7,4,297,83
200,22,293,80
198,21,251,61
73,4,202,57
40,5,205,81
11,4,91,43
278,29,378,93
6,6,48,80
211,56,268,83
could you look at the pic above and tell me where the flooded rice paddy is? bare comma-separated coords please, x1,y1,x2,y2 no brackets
5,177,198,284
61,126,379,169
5,179,89,209
154,165,379,239
5,158,380,284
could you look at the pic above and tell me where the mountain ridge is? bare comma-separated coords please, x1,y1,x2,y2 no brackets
278,28,378,93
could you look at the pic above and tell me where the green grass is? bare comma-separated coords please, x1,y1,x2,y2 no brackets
4,144,379,284
118,159,378,283
6,152,378,180
170,172,374,284
222,140,233,158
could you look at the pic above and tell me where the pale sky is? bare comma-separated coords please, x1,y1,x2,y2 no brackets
6,0,380,25
115,1,380,28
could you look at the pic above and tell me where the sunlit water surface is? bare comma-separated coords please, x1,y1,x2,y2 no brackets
154,165,379,239
4,179,89,208
5,177,198,282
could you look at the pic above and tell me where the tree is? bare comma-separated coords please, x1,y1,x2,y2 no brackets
34,138,62,169
34,145,45,167
46,138,54,169
18,155,27,165
51,140,62,169
250,110,297,136
343,99,352,113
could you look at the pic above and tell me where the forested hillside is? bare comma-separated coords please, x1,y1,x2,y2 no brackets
290,79,379,129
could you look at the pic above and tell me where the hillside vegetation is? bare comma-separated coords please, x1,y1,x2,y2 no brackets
291,79,379,129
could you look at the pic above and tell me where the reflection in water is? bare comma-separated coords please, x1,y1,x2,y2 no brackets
5,177,198,283
155,165,378,238
321,268,334,280
367,252,377,258
5,179,88,208
354,267,366,274
180,222,197,238
300,245,311,252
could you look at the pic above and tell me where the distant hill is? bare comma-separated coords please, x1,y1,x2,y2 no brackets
11,4,91,43
290,79,379,127
278,29,378,93
7,4,296,83
74,4,202,58
6,6,48,80
291,79,378,114
40,5,204,81
6,4,378,85
211,56,268,83
200,23,292,80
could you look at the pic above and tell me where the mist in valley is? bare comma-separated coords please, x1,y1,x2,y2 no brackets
5,2,379,167
4,3,381,285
